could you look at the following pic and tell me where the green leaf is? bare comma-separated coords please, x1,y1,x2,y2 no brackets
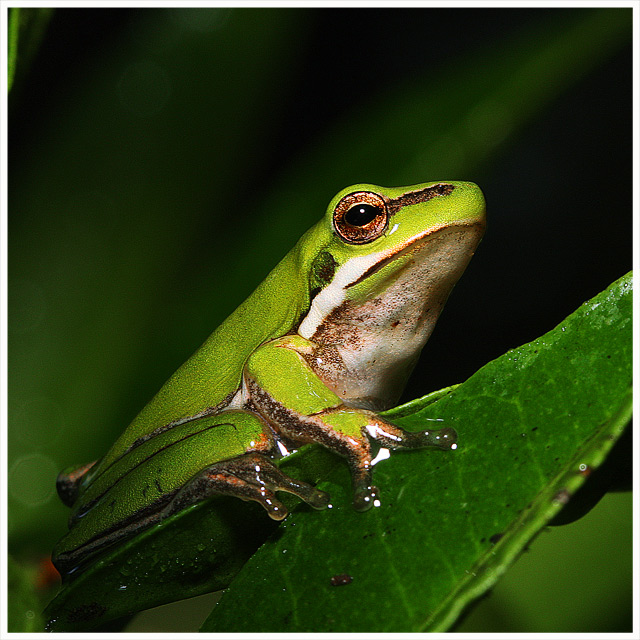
43,498,278,631
7,8,19,93
201,273,631,632
7,7,54,94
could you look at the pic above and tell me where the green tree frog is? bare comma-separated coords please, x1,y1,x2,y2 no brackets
52,181,486,576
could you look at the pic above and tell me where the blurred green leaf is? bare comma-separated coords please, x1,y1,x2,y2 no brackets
7,8,19,92
7,7,54,94
203,273,631,632
228,6,630,248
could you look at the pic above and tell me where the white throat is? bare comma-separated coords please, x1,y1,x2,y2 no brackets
298,251,384,339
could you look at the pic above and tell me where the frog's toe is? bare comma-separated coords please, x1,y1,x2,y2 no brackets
420,426,458,450
258,494,289,521
272,474,331,512
304,487,331,510
352,484,379,512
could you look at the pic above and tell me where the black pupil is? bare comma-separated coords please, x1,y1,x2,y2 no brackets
345,203,379,227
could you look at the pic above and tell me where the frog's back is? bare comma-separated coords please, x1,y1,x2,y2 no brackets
93,248,310,474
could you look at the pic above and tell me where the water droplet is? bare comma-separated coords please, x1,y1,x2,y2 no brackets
578,463,591,477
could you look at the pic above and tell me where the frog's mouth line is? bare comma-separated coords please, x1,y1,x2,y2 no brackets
345,220,485,289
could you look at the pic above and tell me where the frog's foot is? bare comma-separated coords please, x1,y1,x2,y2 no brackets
345,419,455,511
365,418,458,452
166,453,330,521
352,483,380,512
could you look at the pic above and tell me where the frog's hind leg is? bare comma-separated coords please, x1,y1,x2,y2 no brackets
164,453,330,521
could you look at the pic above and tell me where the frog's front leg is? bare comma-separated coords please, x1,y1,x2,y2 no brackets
245,336,457,511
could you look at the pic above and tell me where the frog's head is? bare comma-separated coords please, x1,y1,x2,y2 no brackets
297,181,486,410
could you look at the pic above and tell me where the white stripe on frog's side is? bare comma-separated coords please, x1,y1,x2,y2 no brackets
298,251,385,340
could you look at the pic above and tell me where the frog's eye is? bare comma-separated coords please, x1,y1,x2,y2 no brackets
333,191,389,244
